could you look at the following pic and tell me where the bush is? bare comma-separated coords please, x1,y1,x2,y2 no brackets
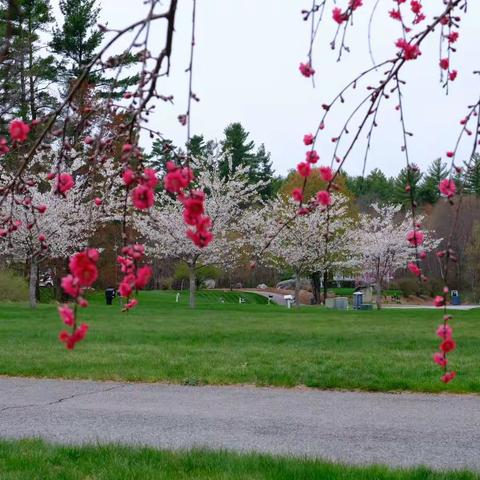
397,277,418,297
0,269,29,302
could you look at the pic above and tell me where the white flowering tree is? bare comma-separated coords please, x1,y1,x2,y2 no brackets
251,194,354,306
135,153,264,307
351,204,442,309
0,153,106,308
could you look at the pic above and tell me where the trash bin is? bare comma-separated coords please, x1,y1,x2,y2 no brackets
451,290,461,306
105,288,116,305
353,292,363,310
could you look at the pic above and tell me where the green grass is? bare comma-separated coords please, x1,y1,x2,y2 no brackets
0,439,477,480
0,290,478,393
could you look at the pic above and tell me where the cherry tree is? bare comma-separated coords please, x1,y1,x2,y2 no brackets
350,204,441,309
135,153,264,308
251,193,354,306
0,158,100,308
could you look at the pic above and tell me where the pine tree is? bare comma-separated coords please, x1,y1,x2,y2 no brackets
463,154,480,196
419,158,447,204
50,0,103,85
393,164,423,208
0,0,57,124
220,122,275,198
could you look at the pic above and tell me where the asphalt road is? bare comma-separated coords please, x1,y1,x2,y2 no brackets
1,377,479,471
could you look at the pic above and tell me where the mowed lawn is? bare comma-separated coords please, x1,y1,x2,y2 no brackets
0,440,478,480
0,291,479,393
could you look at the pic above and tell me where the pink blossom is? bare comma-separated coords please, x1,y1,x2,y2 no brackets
58,305,74,326
186,228,214,248
57,173,74,194
141,168,159,189
433,352,447,367
69,251,98,287
319,166,334,182
0,137,10,154
433,295,445,307
297,162,311,178
395,38,421,60
291,188,303,203
332,7,347,24
439,58,449,70
440,338,456,353
316,190,331,206
436,324,453,339
299,62,315,78
131,185,154,210
306,150,319,164
441,371,456,383
408,262,421,277
135,266,152,289
9,119,30,142
406,230,424,246
439,179,456,198
122,169,136,186
303,134,314,146
125,299,138,310
119,281,133,298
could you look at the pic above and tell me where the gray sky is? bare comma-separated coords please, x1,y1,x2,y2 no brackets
53,1,480,178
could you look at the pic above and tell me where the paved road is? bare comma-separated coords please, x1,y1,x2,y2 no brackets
1,377,480,470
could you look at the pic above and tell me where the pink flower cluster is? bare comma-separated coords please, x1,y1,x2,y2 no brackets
164,161,214,248
123,167,158,210
439,178,456,199
59,249,100,349
432,312,457,384
292,134,334,211
117,244,152,311
0,119,31,155
332,0,363,25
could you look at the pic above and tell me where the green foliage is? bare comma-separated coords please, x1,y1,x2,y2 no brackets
0,439,477,479
51,0,103,81
345,168,395,205
221,122,274,199
174,262,222,283
419,158,448,204
0,269,28,302
393,164,423,208
0,0,57,123
0,291,479,393
464,154,480,196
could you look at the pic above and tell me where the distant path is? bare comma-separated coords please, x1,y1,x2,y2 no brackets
383,304,479,310
1,377,480,471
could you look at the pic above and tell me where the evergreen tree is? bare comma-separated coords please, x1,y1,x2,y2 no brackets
393,164,423,208
419,158,447,204
51,0,103,85
0,0,57,124
464,154,480,196
221,122,275,199
220,123,255,176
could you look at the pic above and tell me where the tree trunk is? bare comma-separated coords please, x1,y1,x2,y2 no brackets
311,272,321,304
294,272,300,308
189,265,196,308
322,270,328,305
29,259,38,309
375,282,383,310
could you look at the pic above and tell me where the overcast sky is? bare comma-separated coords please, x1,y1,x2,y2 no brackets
52,1,480,178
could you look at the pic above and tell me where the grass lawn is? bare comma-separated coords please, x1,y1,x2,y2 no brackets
0,439,477,480
0,290,478,393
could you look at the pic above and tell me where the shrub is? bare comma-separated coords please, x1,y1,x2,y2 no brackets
0,269,29,302
397,277,418,297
